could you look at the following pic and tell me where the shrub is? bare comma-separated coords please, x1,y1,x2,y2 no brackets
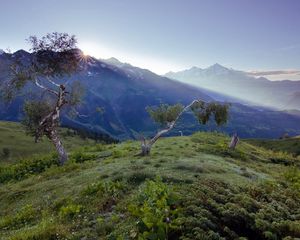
59,203,82,219
2,147,10,157
178,179,300,239
0,204,37,230
0,153,59,183
284,167,300,191
8,218,68,240
111,149,124,158
82,180,127,199
125,171,155,185
128,178,181,239
70,150,97,163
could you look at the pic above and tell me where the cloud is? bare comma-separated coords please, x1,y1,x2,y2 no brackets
247,70,300,76
246,69,300,81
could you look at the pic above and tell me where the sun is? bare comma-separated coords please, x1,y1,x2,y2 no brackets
78,42,112,59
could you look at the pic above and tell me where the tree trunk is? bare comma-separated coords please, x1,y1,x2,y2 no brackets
49,129,68,165
229,133,239,150
36,84,68,165
140,143,152,156
136,100,204,157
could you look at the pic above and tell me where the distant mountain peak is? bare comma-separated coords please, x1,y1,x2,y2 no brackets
208,63,228,70
106,57,121,62
204,63,230,75
105,57,122,64
189,66,202,71
0,49,4,55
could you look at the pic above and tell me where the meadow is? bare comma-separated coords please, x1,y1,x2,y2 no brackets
1,124,300,239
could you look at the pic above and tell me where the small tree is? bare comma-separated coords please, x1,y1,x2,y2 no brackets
1,32,85,165
2,148,10,158
138,100,229,156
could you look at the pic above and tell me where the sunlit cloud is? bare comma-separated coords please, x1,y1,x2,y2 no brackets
247,69,300,81
248,70,300,76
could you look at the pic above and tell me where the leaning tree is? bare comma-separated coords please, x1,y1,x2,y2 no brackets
1,32,85,165
138,100,229,156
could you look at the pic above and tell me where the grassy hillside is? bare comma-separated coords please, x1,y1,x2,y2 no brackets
246,137,300,157
0,121,95,165
0,132,300,239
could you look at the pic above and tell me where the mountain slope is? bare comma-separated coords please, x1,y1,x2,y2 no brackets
1,51,300,139
1,132,299,239
246,136,300,156
0,121,97,164
165,64,300,110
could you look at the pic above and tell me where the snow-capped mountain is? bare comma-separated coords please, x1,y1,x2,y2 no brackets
165,64,300,110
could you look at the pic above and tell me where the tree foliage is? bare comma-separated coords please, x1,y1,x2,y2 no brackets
0,32,84,164
146,104,184,126
3,33,82,101
147,101,229,127
21,101,52,139
190,101,229,125
139,100,230,156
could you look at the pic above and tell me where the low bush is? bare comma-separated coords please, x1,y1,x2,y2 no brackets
82,180,127,198
128,178,181,239
0,204,38,230
8,218,68,240
59,203,82,219
0,153,59,183
284,167,300,191
2,147,10,158
70,150,97,163
125,171,155,185
179,179,300,240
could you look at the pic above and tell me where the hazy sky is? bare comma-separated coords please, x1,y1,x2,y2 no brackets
1,0,300,80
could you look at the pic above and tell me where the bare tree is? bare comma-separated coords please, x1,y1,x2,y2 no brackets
138,100,229,156
229,133,239,150
1,32,85,165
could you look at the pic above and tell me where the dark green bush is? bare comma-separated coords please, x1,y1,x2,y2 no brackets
82,180,127,199
8,218,68,240
2,147,10,157
284,167,300,191
179,179,300,240
128,178,181,239
70,150,97,163
59,203,82,219
0,204,38,230
0,153,59,183
125,171,155,185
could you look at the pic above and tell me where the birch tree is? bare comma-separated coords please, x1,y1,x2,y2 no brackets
1,32,85,165
138,100,229,156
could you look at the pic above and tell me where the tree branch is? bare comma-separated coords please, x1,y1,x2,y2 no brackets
149,99,202,146
35,78,59,96
46,76,60,87
35,84,67,142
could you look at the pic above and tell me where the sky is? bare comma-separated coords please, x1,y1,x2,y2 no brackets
1,0,300,80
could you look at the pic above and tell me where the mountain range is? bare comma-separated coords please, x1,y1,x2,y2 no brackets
0,50,300,139
165,64,300,110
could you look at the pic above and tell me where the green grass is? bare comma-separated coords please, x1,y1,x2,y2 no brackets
0,131,300,239
0,121,94,165
246,137,300,157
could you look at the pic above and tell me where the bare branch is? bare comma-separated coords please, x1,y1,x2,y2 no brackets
35,78,59,96
149,99,201,145
46,76,60,87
